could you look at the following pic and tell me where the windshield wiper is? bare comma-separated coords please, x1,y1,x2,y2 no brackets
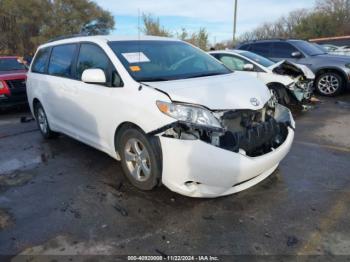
185,72,228,79
138,77,171,82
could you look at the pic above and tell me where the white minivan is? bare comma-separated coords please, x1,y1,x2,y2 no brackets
27,35,295,198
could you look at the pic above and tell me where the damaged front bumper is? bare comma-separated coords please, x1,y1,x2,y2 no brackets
151,104,295,198
290,80,314,102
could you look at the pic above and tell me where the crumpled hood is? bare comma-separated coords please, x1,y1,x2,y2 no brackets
268,60,315,79
144,72,271,110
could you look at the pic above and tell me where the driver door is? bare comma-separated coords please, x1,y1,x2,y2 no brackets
71,43,124,150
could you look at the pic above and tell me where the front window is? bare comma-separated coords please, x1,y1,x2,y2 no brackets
239,51,275,68
48,44,77,78
216,54,250,71
292,41,326,56
272,42,298,58
108,40,231,82
0,58,26,71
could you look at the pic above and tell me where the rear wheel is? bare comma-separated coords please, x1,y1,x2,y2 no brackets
34,102,58,139
316,72,344,97
118,127,162,191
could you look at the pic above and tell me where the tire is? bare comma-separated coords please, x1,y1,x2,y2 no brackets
34,102,58,139
268,84,291,106
118,127,162,191
315,72,344,97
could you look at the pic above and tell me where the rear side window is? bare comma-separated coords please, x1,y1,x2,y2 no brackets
250,43,272,57
48,44,77,77
271,42,298,58
76,44,110,80
32,48,50,73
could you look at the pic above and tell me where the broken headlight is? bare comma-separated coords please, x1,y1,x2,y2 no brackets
156,101,222,128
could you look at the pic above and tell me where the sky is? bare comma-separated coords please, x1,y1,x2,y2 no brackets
94,0,317,43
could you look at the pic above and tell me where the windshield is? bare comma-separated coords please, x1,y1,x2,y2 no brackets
0,58,26,71
108,40,231,82
238,51,275,68
292,41,327,56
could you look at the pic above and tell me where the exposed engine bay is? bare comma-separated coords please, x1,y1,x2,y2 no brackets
271,60,315,102
150,104,292,157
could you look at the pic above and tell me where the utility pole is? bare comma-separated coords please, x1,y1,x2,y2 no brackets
233,0,238,46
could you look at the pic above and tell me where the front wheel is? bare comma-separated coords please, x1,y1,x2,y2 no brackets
268,85,291,106
118,127,162,191
316,72,344,97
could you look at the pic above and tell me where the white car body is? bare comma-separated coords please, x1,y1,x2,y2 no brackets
209,50,315,102
27,35,295,198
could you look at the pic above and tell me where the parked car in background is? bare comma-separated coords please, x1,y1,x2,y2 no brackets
0,56,28,109
237,39,350,97
209,50,315,108
320,44,350,56
321,44,340,52
27,35,295,198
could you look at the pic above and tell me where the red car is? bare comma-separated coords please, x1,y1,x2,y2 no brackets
0,56,28,108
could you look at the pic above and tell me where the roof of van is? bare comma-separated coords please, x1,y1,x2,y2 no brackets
39,35,179,48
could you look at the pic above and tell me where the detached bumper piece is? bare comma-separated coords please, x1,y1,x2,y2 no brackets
219,117,288,157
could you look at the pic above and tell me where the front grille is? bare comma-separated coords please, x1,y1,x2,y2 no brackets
218,107,288,157
6,79,26,89
219,117,288,157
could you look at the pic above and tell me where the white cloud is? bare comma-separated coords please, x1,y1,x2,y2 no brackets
95,0,316,41
95,0,315,23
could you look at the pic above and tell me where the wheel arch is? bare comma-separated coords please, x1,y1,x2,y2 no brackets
32,98,41,117
266,82,297,105
113,121,163,185
266,82,295,97
114,122,146,153
266,82,287,89
316,67,347,85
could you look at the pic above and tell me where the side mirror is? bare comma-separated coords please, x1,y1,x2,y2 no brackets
82,69,106,84
291,51,302,58
243,63,254,71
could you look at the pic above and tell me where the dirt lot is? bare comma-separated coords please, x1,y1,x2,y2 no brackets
0,95,350,260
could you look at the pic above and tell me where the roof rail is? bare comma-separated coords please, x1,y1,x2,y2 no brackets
240,38,308,44
47,33,90,43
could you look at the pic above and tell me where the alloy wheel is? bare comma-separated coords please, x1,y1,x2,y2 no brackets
318,74,340,95
124,138,151,182
37,107,48,134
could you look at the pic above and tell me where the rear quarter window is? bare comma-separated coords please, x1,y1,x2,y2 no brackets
31,48,51,73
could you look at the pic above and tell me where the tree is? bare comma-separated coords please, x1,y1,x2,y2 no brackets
142,14,210,50
0,0,114,55
177,28,189,41
239,9,309,42
142,14,172,37
185,28,209,51
239,0,350,41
